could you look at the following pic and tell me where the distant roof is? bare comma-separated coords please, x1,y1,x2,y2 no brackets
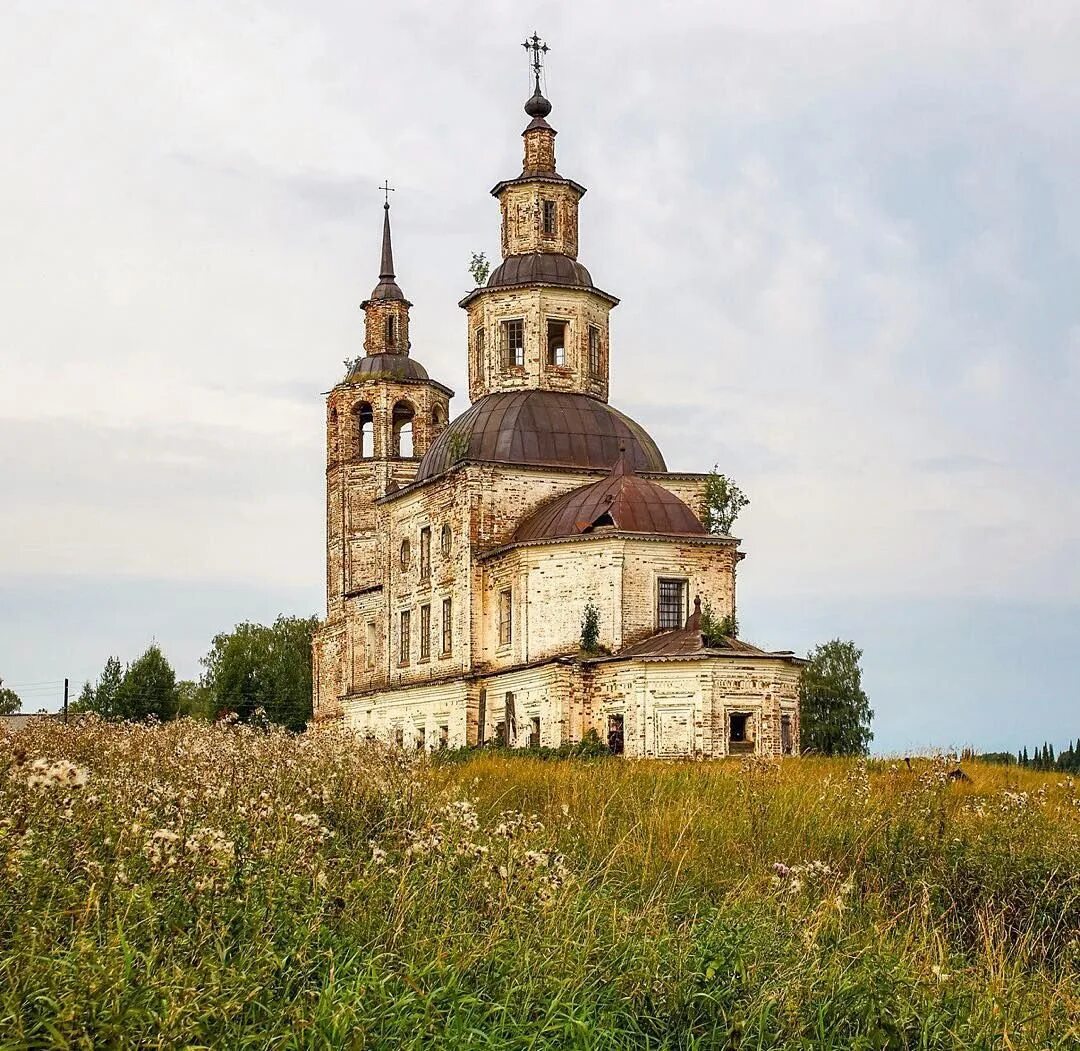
514,455,704,542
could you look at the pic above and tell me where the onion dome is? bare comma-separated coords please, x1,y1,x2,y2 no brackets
514,455,704,542
525,88,552,120
415,390,666,482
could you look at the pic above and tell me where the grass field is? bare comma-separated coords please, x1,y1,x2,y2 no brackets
1,717,1078,1049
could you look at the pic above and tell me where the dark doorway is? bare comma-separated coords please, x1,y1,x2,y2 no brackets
607,714,625,755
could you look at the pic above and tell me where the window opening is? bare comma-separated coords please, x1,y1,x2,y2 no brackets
399,610,411,665
393,726,404,749
419,604,431,661
529,716,541,749
657,578,687,630
729,713,753,753
440,524,452,557
781,714,793,755
500,319,524,368
385,313,397,348
542,199,557,236
547,319,567,367
607,714,625,755
438,724,449,750
498,589,512,647
399,539,410,570
354,402,374,459
391,401,414,457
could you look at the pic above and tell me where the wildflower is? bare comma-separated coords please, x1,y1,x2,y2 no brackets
772,861,791,878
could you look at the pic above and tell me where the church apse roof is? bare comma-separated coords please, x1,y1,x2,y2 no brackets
514,455,704,542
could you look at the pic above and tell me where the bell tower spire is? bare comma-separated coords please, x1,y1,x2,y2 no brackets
361,182,411,356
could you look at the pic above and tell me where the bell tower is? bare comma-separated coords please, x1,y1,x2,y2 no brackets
460,35,619,405
323,191,453,625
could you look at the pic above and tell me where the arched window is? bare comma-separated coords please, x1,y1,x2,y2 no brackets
431,403,447,435
440,524,452,556
328,408,339,462
392,401,415,458
353,402,374,459
399,539,410,569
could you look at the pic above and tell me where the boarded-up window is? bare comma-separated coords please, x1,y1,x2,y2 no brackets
420,527,431,580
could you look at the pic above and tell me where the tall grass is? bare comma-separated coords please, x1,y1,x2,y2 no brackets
1,718,1077,1049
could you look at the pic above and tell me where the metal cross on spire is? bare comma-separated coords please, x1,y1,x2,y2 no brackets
522,32,549,93
379,179,395,208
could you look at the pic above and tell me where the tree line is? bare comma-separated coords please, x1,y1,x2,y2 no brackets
976,742,1080,773
71,616,319,732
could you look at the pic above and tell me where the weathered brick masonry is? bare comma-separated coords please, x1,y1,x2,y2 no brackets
312,55,802,757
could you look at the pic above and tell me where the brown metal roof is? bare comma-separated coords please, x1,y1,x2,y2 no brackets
347,353,429,383
514,455,703,542
415,390,666,482
487,252,593,290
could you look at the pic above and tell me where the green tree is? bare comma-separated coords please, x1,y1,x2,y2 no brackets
468,251,491,286
580,602,601,654
114,644,178,721
176,679,213,720
0,680,21,715
70,656,125,718
700,599,738,645
702,469,749,535
201,616,319,731
799,639,874,756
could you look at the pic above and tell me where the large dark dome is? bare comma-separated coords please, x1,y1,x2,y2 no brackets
415,390,666,482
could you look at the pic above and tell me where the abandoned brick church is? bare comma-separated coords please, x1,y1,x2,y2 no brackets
312,41,802,757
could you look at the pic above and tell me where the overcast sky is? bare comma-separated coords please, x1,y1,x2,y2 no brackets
2,2,1078,752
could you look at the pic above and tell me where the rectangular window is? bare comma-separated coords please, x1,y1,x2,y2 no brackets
442,597,453,655
385,314,397,347
419,604,431,661
542,199,557,236
473,327,485,377
607,714,625,755
657,578,687,630
500,319,524,368
438,724,449,750
365,621,377,669
546,319,567,367
420,527,431,580
588,325,601,375
498,589,512,647
781,714,793,755
399,610,411,665
393,726,404,748
529,716,541,749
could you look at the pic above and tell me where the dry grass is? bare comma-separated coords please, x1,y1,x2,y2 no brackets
1,717,1078,1049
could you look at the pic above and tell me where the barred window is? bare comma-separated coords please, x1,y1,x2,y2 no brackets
542,199,557,236
399,610,411,665
498,589,512,647
657,578,687,630
588,325,601,375
442,597,453,655
500,319,524,368
419,604,431,661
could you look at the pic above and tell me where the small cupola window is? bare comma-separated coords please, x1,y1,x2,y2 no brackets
542,200,557,237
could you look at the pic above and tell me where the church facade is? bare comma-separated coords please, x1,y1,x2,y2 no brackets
312,53,802,758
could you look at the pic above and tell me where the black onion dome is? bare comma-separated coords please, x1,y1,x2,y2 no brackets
525,89,552,119
487,253,592,289
415,390,666,482
347,353,429,383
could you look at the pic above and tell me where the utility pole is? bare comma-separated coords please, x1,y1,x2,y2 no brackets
63,677,69,724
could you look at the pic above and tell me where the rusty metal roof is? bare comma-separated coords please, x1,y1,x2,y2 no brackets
415,390,666,482
514,455,703,542
487,252,592,289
